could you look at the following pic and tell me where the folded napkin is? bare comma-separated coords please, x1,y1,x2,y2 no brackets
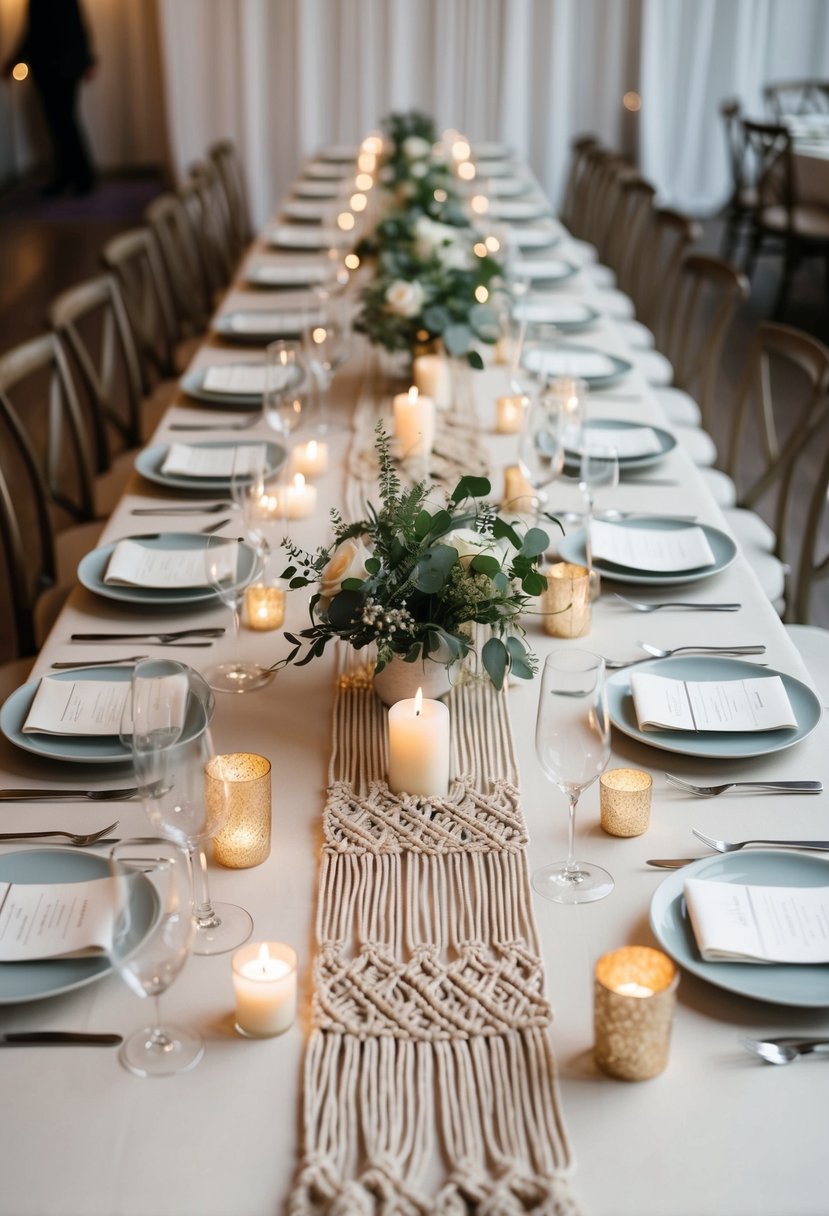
629,672,797,733
590,519,716,572
283,201,328,220
684,878,829,964
160,443,267,479
489,199,547,220
0,876,116,961
247,261,327,285
515,298,592,324
513,258,571,280
507,227,557,247
224,312,306,335
267,225,334,247
104,538,238,588
573,425,662,459
22,670,189,737
526,349,617,379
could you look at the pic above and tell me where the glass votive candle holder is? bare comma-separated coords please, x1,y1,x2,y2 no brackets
206,753,272,868
599,768,653,836
244,583,286,631
542,562,592,637
503,463,536,511
495,394,527,434
594,946,679,1081
232,941,297,1038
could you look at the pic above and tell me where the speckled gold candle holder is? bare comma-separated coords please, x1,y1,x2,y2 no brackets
542,562,592,638
206,753,272,868
244,584,286,631
594,946,679,1081
599,768,653,837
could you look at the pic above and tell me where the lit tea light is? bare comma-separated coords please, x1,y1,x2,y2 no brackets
457,161,476,181
615,982,654,998
393,385,435,459
542,562,592,639
292,439,329,478
503,464,535,510
387,687,451,797
232,941,297,1037
471,194,489,215
355,172,373,191
594,946,679,1081
207,752,272,867
452,138,471,161
495,394,528,434
280,472,317,519
244,584,286,631
413,353,452,408
350,192,368,212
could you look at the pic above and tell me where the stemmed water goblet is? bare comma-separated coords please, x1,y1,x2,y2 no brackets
108,837,203,1077
532,650,613,905
262,339,305,439
516,389,567,525
302,292,350,434
579,441,620,595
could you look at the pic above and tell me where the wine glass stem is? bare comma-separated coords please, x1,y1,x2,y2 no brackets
189,845,222,931
564,792,580,877
148,996,174,1050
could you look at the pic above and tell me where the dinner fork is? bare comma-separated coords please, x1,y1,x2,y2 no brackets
130,503,232,516
692,827,829,852
604,644,765,670
665,774,822,797
0,821,119,845
613,594,742,613
740,1037,829,1065
168,414,260,432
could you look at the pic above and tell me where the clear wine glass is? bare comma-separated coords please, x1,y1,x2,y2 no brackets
579,442,619,598
263,339,305,439
517,390,567,525
203,530,270,694
302,295,350,435
532,649,613,905
108,837,203,1077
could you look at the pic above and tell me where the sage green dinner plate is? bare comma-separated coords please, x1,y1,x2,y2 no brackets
558,517,737,585
78,532,258,607
210,313,314,347
134,440,285,493
522,342,633,388
181,362,304,399
0,849,156,1004
650,850,829,1007
563,418,677,471
1,664,213,765
607,656,821,759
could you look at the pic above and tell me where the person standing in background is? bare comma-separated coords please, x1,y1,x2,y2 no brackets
3,0,97,195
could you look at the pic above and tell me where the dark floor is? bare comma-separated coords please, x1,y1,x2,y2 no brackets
0,170,827,626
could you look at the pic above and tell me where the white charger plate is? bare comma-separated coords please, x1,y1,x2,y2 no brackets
1,664,214,765
0,849,155,1004
650,850,829,1007
607,656,821,759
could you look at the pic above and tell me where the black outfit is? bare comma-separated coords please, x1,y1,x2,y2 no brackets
14,0,96,193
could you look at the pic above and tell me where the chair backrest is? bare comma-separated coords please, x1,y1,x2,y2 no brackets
790,403,829,624
662,253,750,427
606,176,657,299
144,192,211,335
0,457,55,658
100,228,178,391
581,152,634,265
558,134,599,235
637,208,701,343
185,160,236,293
742,119,795,218
720,98,751,204
208,139,254,256
49,274,146,456
764,79,829,120
0,332,98,528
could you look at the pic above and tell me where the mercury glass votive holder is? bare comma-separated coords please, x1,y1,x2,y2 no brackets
594,946,679,1081
599,768,653,837
206,753,272,868
542,562,592,638
244,583,286,631
503,463,536,511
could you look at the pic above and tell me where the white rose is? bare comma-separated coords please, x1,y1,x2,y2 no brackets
384,279,426,318
414,216,459,259
318,537,373,610
402,135,431,160
410,161,428,179
436,241,469,270
443,528,511,570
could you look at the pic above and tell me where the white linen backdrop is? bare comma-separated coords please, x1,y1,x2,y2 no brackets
157,0,829,227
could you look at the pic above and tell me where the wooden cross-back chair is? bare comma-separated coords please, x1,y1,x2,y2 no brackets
209,139,254,259
100,228,179,391
144,192,212,337
719,98,757,262
764,79,829,121
558,134,600,237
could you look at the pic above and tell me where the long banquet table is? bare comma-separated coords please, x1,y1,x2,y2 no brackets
0,150,827,1216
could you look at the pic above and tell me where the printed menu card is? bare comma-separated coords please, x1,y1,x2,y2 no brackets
0,877,115,961
160,443,267,479
684,878,829,964
630,672,797,733
573,425,663,459
201,365,267,394
22,672,188,736
590,520,716,572
104,538,238,588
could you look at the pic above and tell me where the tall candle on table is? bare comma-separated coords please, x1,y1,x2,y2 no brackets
393,386,435,459
387,687,450,797
413,354,452,408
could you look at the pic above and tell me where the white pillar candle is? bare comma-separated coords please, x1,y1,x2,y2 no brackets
393,386,435,459
278,472,317,519
387,687,450,797
495,394,528,434
292,439,329,478
413,354,452,408
232,941,297,1037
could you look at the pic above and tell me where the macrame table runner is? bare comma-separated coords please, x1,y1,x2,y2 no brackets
289,352,581,1214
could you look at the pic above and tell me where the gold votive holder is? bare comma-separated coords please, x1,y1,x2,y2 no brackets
503,464,536,511
206,753,272,868
244,583,286,631
594,946,679,1081
542,562,592,638
599,768,653,837
495,394,528,434
232,941,297,1038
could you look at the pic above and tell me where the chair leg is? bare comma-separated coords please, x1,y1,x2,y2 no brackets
772,239,799,319
743,225,763,280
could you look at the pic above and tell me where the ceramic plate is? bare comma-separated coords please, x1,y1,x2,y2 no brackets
473,141,513,159
650,850,829,1007
506,226,561,250
1,664,214,765
558,518,737,586
563,418,677,471
266,225,336,251
488,198,550,222
522,343,632,388
514,298,600,332
211,312,312,346
304,162,350,179
179,362,300,401
78,533,259,607
134,441,285,493
292,180,341,199
607,656,821,759
474,159,514,177
319,144,359,162
0,849,156,1004
244,261,328,289
483,177,532,197
511,258,575,285
281,200,328,223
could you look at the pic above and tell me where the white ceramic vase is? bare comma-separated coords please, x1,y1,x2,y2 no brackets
372,653,454,706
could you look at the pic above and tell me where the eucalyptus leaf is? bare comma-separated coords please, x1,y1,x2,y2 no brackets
482,637,508,691
443,323,472,357
470,554,501,577
521,527,550,558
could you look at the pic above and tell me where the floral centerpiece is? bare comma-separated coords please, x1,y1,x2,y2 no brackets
281,428,551,691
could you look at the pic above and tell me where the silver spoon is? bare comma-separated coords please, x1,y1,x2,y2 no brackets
740,1037,829,1065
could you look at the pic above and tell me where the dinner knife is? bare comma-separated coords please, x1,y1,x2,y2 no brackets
71,629,225,641
0,1032,122,1046
646,858,708,869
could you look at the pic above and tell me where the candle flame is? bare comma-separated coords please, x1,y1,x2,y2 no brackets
306,440,317,459
414,687,423,716
258,942,271,968
408,386,419,404
293,472,306,490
